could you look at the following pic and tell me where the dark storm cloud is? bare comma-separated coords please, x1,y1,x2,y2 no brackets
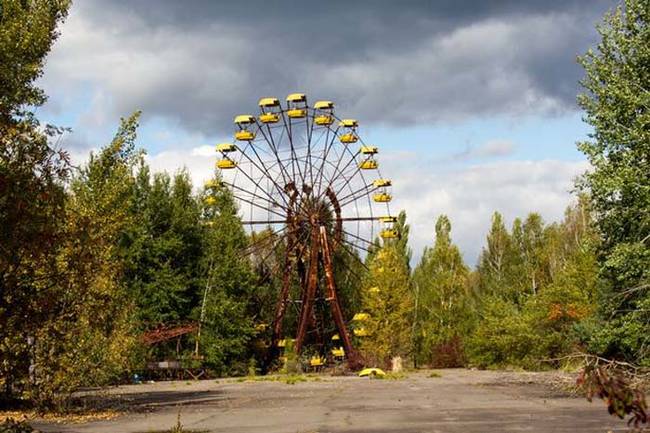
45,0,616,137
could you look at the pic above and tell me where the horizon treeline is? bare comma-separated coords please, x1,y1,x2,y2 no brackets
1,0,647,411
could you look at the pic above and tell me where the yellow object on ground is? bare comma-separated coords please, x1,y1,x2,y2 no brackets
359,368,386,377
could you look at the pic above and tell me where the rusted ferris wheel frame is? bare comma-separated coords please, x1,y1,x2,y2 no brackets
213,95,397,370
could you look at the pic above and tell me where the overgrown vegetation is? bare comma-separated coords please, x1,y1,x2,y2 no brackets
0,0,648,429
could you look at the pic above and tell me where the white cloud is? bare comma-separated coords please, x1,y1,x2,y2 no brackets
385,156,589,265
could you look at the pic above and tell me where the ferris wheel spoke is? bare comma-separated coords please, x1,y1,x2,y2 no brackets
230,191,288,220
338,185,380,209
280,112,306,187
316,147,362,203
244,226,289,256
242,136,291,209
229,152,290,211
313,125,341,198
256,122,294,192
340,228,375,246
222,180,287,212
336,182,375,205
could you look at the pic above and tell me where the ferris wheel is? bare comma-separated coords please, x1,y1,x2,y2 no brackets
214,93,399,368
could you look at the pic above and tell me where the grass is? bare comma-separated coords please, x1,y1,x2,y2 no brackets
235,373,324,385
428,371,442,378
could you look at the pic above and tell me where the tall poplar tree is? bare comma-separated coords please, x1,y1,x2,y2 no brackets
577,0,650,364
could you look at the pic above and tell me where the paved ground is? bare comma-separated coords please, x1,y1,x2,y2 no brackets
33,369,631,433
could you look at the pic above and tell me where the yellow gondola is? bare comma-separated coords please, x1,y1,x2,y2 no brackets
204,196,216,205
234,114,255,125
373,193,392,203
340,133,358,144
359,159,378,170
352,313,370,321
373,179,391,188
287,108,306,118
286,93,307,118
310,356,325,367
254,323,268,332
286,93,306,103
216,142,237,152
314,100,334,110
259,112,279,123
380,229,399,239
259,97,280,108
217,159,236,169
331,333,340,341
354,328,369,337
235,130,255,141
360,145,378,155
339,119,358,128
331,347,345,358
277,339,286,348
379,216,397,223
314,115,334,126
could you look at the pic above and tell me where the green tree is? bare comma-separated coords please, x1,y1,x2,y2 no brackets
0,0,70,123
359,245,413,366
196,174,255,375
28,114,144,406
412,215,471,367
0,0,71,404
577,0,650,364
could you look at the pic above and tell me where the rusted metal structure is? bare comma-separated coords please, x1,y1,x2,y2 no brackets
211,94,398,369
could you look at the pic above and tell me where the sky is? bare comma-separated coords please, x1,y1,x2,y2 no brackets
38,0,616,265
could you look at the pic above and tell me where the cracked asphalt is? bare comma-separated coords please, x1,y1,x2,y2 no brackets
34,369,631,433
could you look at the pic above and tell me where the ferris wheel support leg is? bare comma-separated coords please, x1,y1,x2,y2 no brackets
265,253,294,371
294,224,321,355
319,226,364,370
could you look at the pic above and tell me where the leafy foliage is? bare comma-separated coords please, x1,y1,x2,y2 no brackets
360,245,413,366
577,0,650,365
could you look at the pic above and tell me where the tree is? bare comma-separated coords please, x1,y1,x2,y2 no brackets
577,0,650,364
196,174,255,375
0,0,70,123
0,0,71,404
359,245,413,366
412,215,471,367
28,114,144,406
476,212,514,297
